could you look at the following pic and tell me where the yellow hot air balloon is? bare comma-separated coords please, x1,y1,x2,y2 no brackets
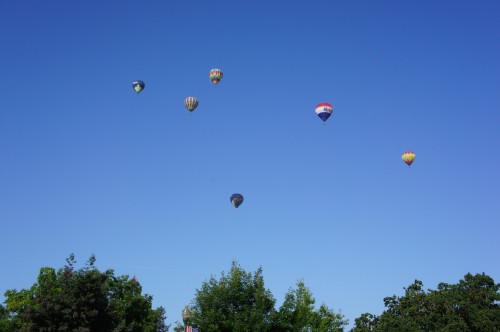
402,151,416,167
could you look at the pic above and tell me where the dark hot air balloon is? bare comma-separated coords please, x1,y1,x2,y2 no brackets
132,80,145,94
230,193,244,208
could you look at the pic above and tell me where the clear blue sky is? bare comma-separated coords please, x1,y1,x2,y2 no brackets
1,0,499,329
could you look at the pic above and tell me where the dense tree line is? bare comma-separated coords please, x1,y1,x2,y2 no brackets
0,255,168,332
351,273,500,332
174,261,347,332
2,257,499,331
176,263,500,332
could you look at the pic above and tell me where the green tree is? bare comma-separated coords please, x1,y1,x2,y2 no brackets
186,261,347,332
172,322,184,332
3,283,38,330
276,280,347,332
189,261,276,332
313,304,348,332
351,273,500,332
0,303,13,331
350,313,377,332
2,255,169,332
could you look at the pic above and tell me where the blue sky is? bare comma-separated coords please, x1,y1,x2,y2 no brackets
1,0,499,329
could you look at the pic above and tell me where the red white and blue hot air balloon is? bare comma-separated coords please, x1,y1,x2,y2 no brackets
315,102,333,124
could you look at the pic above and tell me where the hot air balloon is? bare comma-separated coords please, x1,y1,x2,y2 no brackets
402,151,416,167
209,69,223,85
230,193,244,208
184,97,199,112
132,80,145,94
315,102,333,124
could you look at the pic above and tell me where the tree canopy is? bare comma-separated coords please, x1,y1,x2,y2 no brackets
276,280,347,332
351,273,500,332
177,261,347,332
1,254,169,332
4,256,498,332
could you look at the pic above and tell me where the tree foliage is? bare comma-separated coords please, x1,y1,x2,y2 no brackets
276,280,347,332
1,255,169,332
351,273,500,332
185,261,347,332
189,261,276,332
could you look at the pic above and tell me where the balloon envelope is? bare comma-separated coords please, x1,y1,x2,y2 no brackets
132,80,145,93
230,193,244,208
315,103,333,123
402,151,416,167
184,97,199,112
209,69,223,85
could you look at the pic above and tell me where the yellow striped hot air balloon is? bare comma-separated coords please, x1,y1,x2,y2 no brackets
184,97,199,112
402,151,416,167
